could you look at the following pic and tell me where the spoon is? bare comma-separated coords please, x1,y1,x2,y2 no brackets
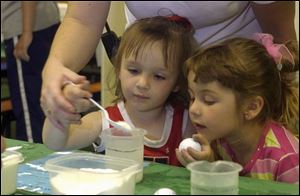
89,98,132,132
63,81,132,132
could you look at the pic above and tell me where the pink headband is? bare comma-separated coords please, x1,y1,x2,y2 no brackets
254,33,295,70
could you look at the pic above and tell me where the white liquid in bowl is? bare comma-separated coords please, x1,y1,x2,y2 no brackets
50,171,127,195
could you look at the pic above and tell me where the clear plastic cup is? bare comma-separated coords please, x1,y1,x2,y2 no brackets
1,150,24,195
187,160,242,195
102,127,146,183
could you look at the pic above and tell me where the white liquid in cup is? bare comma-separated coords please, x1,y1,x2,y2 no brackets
103,128,145,183
1,151,24,195
1,162,19,195
106,146,144,182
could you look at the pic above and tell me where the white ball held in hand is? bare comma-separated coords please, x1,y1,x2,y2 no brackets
154,188,176,195
179,138,201,151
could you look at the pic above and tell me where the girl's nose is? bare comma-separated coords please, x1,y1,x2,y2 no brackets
136,75,150,90
189,101,202,116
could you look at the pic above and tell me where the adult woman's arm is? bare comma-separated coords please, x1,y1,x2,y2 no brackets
41,2,110,130
251,1,297,43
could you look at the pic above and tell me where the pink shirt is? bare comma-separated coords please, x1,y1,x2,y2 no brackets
215,121,299,184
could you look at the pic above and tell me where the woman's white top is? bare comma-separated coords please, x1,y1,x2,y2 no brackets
125,1,274,46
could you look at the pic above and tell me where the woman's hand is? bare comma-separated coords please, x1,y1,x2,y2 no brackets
40,1,110,130
63,81,93,114
40,58,88,130
176,133,214,167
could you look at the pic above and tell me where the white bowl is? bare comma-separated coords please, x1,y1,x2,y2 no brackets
44,152,141,195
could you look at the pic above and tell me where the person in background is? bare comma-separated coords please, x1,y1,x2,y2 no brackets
177,34,299,183
1,1,60,143
43,16,197,166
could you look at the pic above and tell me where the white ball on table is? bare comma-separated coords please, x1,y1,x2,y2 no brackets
154,188,176,195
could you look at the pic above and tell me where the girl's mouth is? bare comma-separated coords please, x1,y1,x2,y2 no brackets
194,123,206,130
134,94,149,99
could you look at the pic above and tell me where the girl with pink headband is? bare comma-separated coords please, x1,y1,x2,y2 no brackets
177,33,299,184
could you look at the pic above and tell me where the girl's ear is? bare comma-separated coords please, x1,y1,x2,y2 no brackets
243,96,264,120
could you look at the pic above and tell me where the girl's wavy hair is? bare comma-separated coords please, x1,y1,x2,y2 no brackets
106,15,197,107
184,38,299,134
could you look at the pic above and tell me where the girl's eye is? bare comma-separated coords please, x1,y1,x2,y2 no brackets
127,68,139,74
203,96,216,105
154,74,165,80
204,100,215,105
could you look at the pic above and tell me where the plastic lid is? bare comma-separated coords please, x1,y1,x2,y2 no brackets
44,152,140,174
1,150,24,165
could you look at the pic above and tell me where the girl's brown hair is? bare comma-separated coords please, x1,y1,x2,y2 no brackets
185,38,299,134
108,16,197,106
